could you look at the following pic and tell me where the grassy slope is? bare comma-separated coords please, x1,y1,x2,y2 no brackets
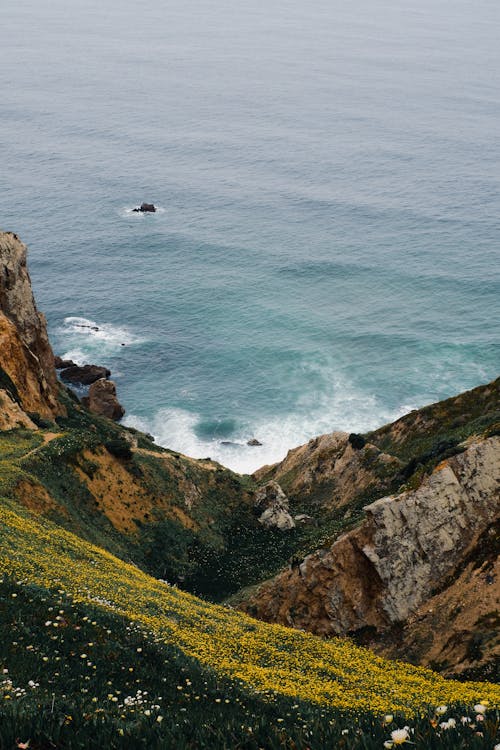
0,394,370,601
0,391,275,597
0,499,499,717
367,377,500,465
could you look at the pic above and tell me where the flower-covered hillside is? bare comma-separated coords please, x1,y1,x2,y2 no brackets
1,498,499,717
2,577,499,750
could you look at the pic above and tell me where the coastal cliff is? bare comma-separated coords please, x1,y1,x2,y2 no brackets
0,231,64,425
0,229,499,679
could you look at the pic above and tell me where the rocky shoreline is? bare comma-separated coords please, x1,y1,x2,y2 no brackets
54,356,124,421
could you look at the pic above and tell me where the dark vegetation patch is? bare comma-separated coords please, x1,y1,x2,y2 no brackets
26,412,57,429
104,437,133,461
348,433,366,450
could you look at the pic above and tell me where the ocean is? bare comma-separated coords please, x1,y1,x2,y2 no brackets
1,0,499,473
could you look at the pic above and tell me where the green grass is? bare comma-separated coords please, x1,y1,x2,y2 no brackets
367,377,500,463
0,428,43,460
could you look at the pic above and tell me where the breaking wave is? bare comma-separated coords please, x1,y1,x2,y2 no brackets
54,316,146,365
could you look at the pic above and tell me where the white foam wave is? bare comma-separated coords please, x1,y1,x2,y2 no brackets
56,316,146,365
124,387,416,475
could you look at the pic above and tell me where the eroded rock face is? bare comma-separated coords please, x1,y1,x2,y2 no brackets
84,378,125,421
0,390,37,430
241,437,500,643
254,431,403,513
376,529,500,677
0,231,64,419
254,481,295,530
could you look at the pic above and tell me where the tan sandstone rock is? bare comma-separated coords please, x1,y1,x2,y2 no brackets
85,378,125,421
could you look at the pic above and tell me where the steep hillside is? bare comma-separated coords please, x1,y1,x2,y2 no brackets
0,230,292,596
1,499,499,749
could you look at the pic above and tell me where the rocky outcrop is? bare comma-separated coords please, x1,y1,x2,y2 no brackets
133,203,156,213
255,431,403,514
83,378,125,421
377,525,500,678
241,437,500,662
254,378,500,520
0,390,37,430
254,481,295,530
60,364,111,385
0,231,64,420
54,356,76,369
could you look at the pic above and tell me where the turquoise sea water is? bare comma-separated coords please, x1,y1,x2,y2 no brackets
1,0,499,472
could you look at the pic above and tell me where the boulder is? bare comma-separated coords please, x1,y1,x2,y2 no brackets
60,364,111,385
54,356,76,369
85,378,124,421
132,203,156,213
254,481,295,531
247,438,263,446
294,513,316,526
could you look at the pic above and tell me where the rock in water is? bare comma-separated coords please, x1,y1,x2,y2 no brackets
254,481,295,531
54,356,76,369
247,438,263,446
85,378,125,421
132,202,156,213
60,364,111,385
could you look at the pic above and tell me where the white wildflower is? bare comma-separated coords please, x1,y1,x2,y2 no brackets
390,728,410,745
